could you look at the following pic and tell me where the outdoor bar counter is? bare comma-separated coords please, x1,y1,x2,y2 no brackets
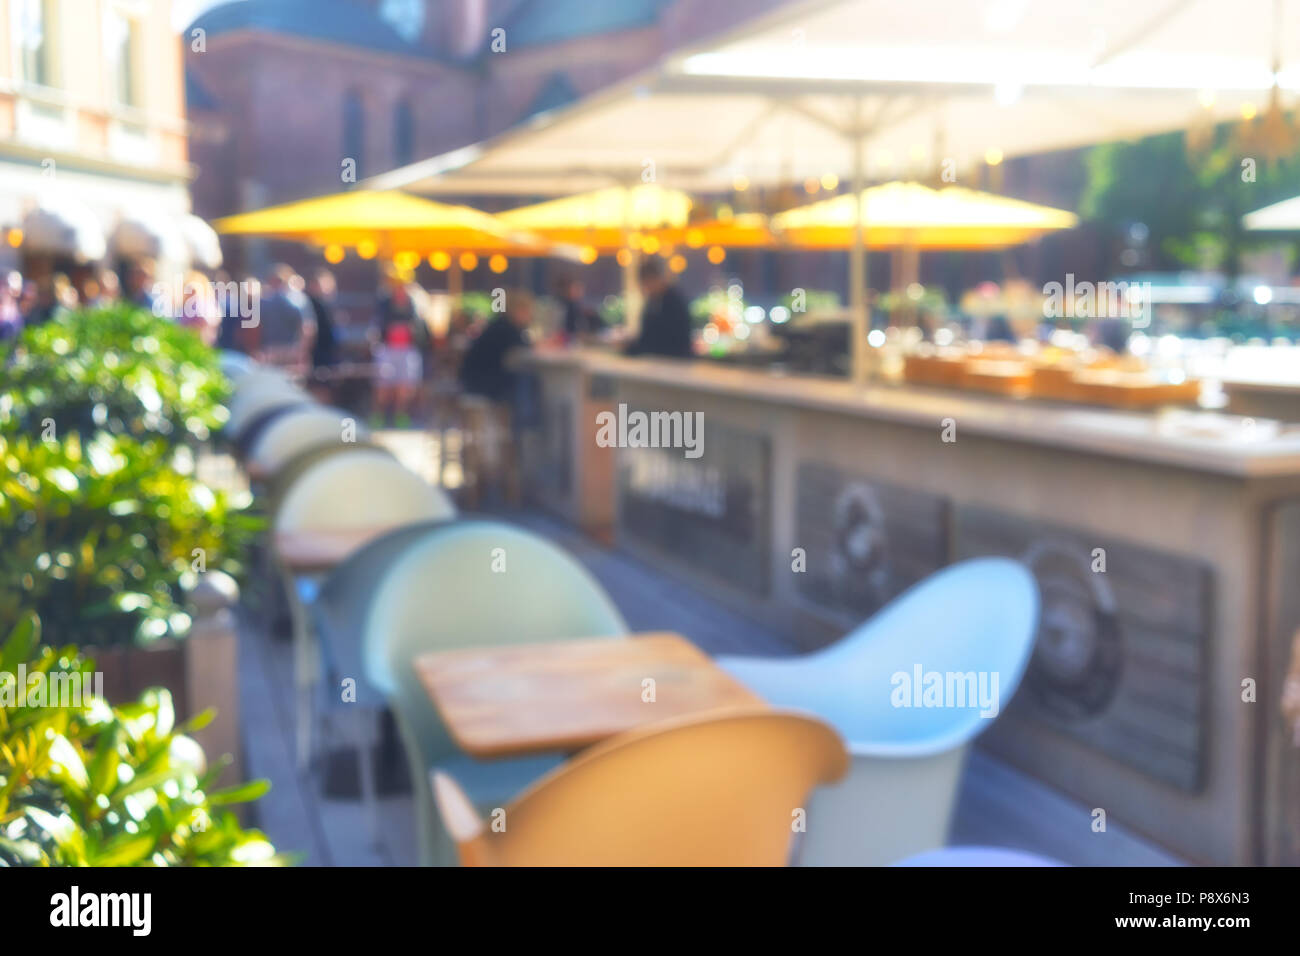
520,347,1300,866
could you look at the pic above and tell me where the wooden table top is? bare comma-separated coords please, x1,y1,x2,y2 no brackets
415,632,768,759
272,525,398,574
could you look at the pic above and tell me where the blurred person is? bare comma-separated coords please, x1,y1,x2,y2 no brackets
124,259,158,312
55,273,78,311
984,314,1017,343
178,270,220,345
459,290,534,507
1094,316,1130,353
557,275,598,342
372,271,423,427
625,257,692,359
76,274,102,308
460,290,533,402
23,274,73,327
429,307,472,433
215,269,245,351
94,267,121,306
306,268,340,371
70,267,97,307
257,264,315,371
0,271,22,340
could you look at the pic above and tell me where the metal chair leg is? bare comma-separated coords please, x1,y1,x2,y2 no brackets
355,708,381,846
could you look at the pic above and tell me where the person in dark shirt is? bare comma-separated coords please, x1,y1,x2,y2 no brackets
306,268,339,369
557,275,598,342
459,291,534,508
22,278,64,328
460,291,532,402
625,257,693,358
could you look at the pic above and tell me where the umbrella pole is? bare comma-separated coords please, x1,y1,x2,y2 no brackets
623,247,642,336
849,99,868,386
449,260,463,300
622,186,643,337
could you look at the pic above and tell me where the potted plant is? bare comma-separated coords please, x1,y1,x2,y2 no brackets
0,613,286,866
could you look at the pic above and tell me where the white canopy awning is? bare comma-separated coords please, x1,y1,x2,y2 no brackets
1243,195,1300,231
181,213,224,270
370,0,1293,197
366,0,1298,381
19,193,108,263
110,210,190,267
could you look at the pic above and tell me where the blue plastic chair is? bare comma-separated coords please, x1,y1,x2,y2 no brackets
360,520,629,866
716,557,1039,866
893,846,1065,866
219,349,256,382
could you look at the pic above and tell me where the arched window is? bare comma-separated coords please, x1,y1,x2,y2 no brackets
393,98,414,167
343,90,365,169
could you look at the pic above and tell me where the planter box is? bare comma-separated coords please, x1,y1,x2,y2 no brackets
84,611,243,791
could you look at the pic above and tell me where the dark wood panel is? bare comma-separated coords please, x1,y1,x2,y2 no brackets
1263,500,1300,865
794,463,949,623
619,414,771,595
535,396,572,501
955,505,1210,792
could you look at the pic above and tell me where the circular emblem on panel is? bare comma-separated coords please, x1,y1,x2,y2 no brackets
1020,540,1123,721
830,483,891,610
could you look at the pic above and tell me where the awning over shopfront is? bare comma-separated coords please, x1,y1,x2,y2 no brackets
18,193,107,263
111,211,190,268
0,156,199,270
182,214,225,270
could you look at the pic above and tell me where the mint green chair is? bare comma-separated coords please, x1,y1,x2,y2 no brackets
219,349,256,382
275,450,457,769
360,520,628,866
310,519,453,840
246,405,368,484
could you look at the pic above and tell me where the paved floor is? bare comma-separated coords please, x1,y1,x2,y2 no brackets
238,501,1183,867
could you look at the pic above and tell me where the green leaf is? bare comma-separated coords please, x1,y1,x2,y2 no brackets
0,613,40,674
89,833,155,867
207,779,271,806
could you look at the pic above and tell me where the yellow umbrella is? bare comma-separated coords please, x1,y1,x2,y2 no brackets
772,181,1078,250
213,189,555,257
660,212,776,250
497,184,694,251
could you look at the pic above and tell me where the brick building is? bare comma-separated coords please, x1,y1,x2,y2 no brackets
184,0,792,222
1,0,191,274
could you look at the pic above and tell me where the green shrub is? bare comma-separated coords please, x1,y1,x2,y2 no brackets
0,430,261,647
0,613,285,867
0,305,229,445
458,290,497,321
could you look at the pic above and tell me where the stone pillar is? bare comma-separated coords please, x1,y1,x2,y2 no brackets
186,571,243,790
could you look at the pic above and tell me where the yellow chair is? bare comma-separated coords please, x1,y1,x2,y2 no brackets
431,709,849,867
